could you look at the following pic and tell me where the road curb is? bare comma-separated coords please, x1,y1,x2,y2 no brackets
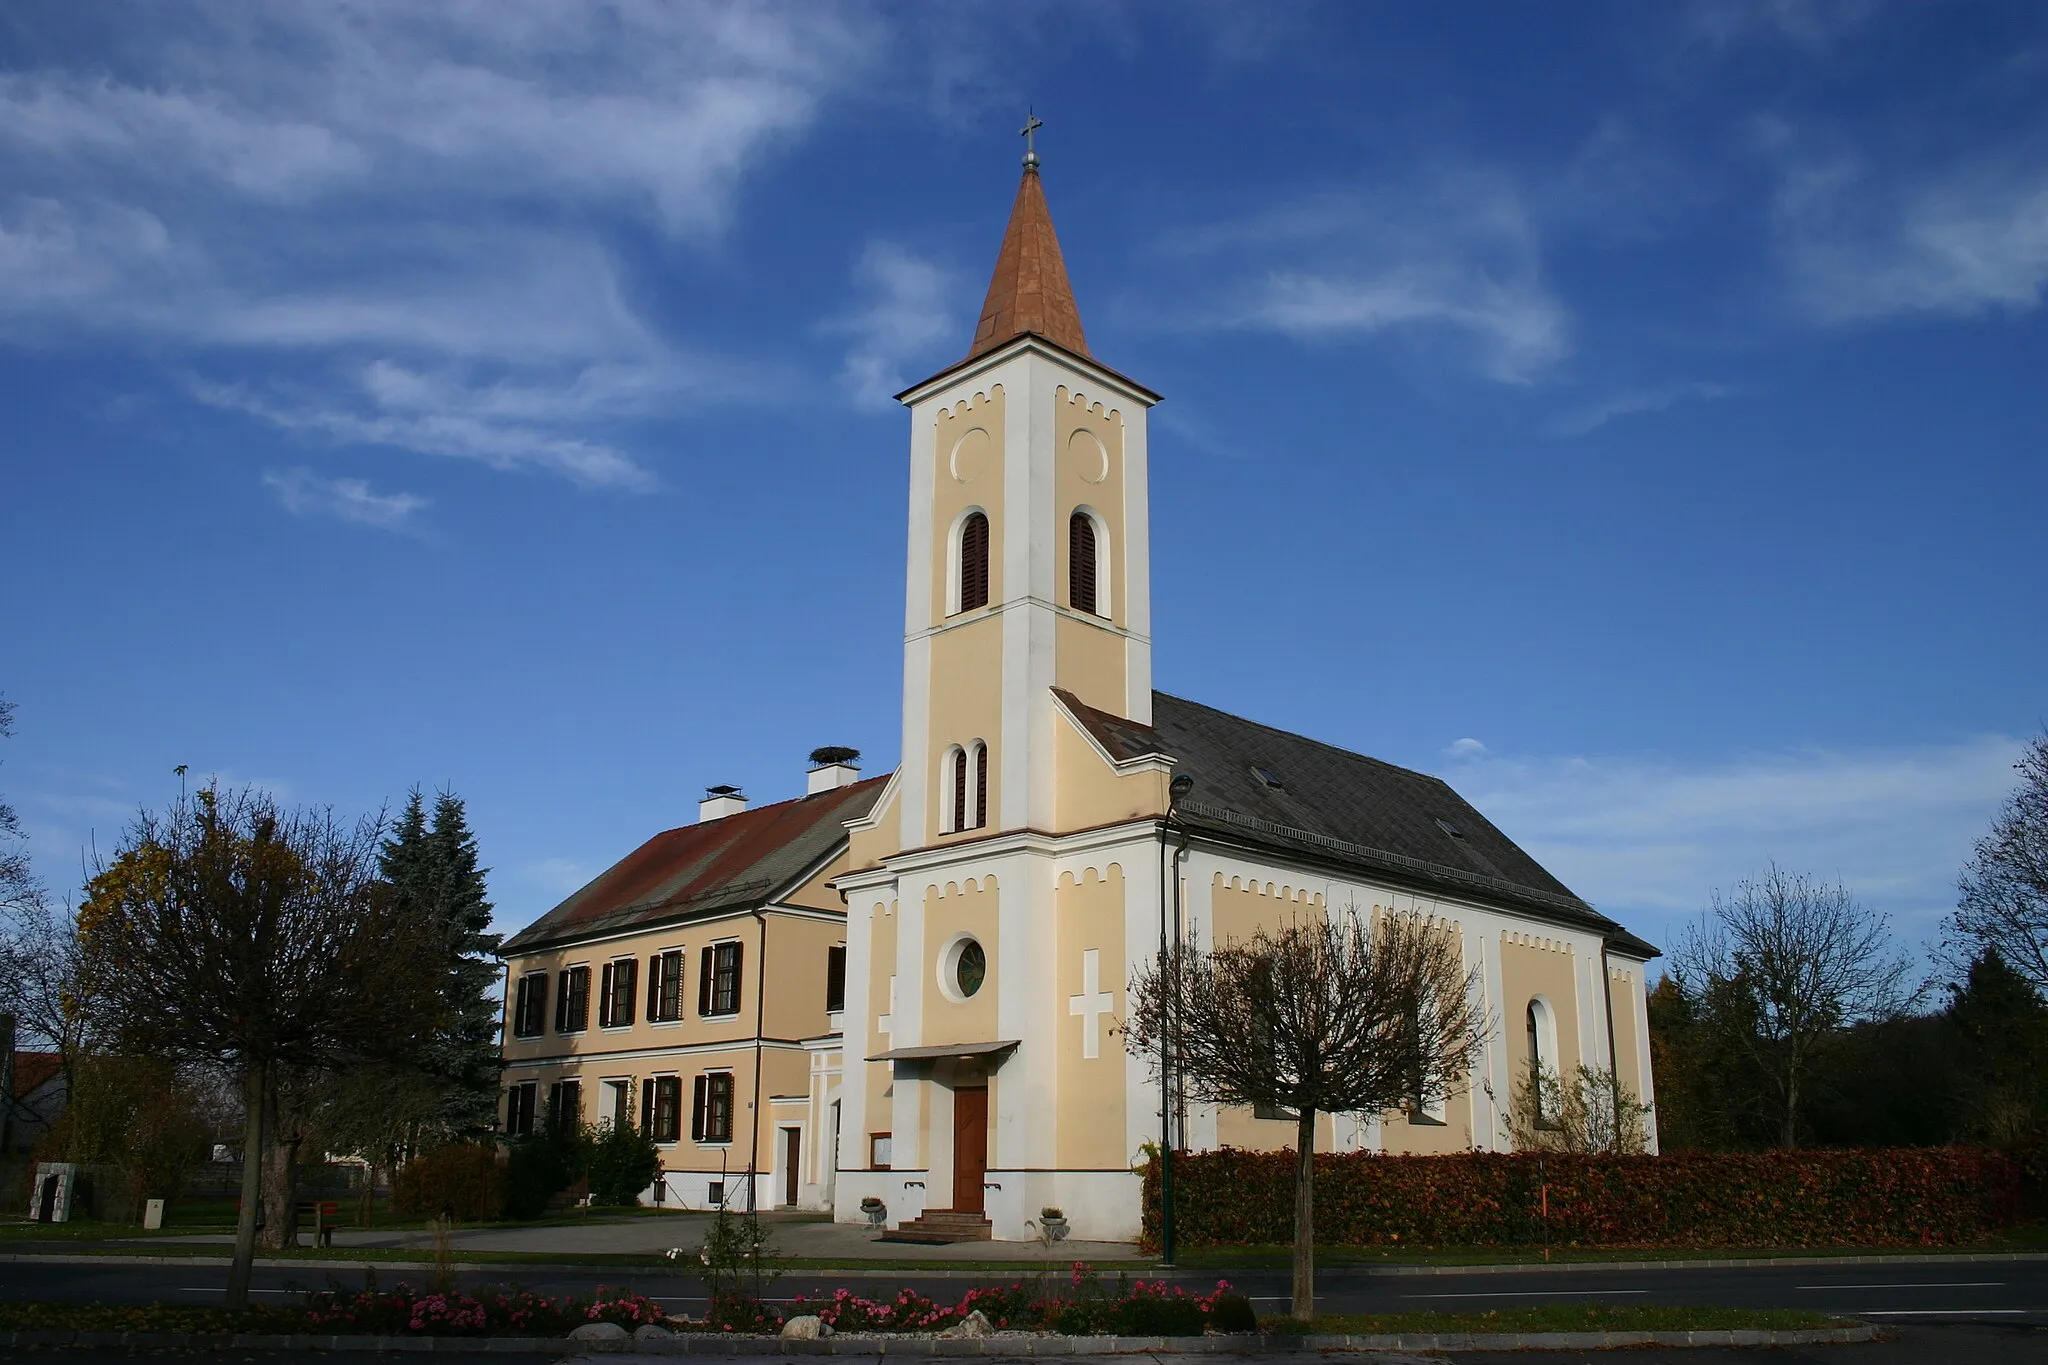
0,1325,1881,1354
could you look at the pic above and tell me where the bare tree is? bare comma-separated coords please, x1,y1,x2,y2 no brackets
1953,733,2048,993
1125,907,1487,1321
78,785,438,1306
1507,1062,1653,1154
1673,863,1910,1149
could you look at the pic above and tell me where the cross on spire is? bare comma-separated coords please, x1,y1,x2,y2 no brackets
1020,110,1043,171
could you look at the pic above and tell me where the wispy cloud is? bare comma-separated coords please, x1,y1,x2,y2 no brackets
1684,0,1878,51
1775,152,2048,324
1552,380,1732,436
263,466,428,534
1447,734,2025,952
0,2,874,492
1162,178,1570,384
823,242,963,409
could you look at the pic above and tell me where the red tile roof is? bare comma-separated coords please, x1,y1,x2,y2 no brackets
11,1051,61,1100
500,776,890,954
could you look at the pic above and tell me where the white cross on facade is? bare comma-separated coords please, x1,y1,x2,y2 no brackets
877,974,897,1040
1068,948,1114,1059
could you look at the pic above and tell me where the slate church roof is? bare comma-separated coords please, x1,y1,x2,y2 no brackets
501,776,889,954
1060,688,1658,958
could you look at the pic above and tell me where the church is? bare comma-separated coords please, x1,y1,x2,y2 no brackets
497,136,1660,1244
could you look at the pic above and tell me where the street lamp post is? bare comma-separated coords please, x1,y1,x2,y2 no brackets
1159,773,1195,1265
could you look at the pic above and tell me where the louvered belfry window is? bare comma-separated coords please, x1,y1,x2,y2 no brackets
951,747,968,832
972,741,988,829
1070,512,1098,615
959,512,990,611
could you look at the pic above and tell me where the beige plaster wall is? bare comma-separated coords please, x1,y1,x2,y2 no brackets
1053,706,1168,832
760,913,844,1041
1054,865,1129,1168
925,614,1005,844
1054,613,1128,718
1608,961,1645,1102
1209,874,1327,948
1500,934,1583,1087
863,899,899,1169
783,850,851,913
920,875,1001,1045
928,387,1005,628
1053,387,1127,628
846,783,899,872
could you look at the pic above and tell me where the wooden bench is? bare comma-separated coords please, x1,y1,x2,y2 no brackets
295,1200,341,1247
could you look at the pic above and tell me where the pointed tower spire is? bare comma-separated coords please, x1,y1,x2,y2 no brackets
964,117,1089,361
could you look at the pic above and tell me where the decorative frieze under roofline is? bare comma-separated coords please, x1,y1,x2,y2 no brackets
895,333,1161,410
834,816,1164,895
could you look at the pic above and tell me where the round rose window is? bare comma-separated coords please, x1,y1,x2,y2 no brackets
953,939,986,998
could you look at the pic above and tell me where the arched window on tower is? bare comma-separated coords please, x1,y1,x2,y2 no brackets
1069,511,1098,615
945,742,990,834
958,512,990,612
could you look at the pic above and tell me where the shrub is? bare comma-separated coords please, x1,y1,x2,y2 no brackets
585,1120,660,1207
391,1143,503,1223
1143,1146,2022,1251
503,1124,588,1221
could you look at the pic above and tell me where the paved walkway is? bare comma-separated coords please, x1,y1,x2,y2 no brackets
137,1211,1140,1264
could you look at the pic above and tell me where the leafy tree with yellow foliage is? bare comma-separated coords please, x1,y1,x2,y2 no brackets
79,785,437,1306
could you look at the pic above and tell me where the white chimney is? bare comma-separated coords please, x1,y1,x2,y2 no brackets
699,785,747,822
807,762,861,794
805,747,862,794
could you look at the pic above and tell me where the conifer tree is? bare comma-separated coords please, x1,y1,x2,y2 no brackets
378,789,503,1137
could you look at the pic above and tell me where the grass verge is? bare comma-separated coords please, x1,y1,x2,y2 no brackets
1173,1235,2045,1269
1259,1305,1844,1334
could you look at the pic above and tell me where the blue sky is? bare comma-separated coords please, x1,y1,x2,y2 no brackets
2,1,2043,968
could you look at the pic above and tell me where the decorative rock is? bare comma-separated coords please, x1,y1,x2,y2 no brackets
941,1310,993,1339
633,1324,675,1341
781,1315,826,1340
568,1321,630,1342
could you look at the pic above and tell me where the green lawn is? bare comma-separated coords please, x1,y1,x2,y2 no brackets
1259,1305,1845,1335
1171,1230,2047,1269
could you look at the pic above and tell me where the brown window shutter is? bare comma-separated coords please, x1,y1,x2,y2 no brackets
527,975,547,1037
512,975,529,1035
960,512,989,611
727,943,743,1014
599,963,615,1029
951,748,966,832
691,1076,707,1142
974,743,988,829
560,1079,580,1128
621,958,638,1022
698,947,713,1015
554,972,568,1033
1070,512,1097,615
641,1078,654,1133
646,955,660,1023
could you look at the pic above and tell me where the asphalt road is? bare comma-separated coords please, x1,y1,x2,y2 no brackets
4,1255,2045,1324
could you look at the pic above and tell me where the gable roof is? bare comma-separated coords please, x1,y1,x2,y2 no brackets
1059,688,1657,958
11,1051,61,1101
965,166,1089,362
501,776,890,954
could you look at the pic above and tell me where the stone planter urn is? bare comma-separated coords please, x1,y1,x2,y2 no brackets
860,1196,887,1230
1039,1207,1069,1242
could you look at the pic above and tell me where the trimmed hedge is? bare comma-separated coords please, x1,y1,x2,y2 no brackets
1142,1146,2020,1251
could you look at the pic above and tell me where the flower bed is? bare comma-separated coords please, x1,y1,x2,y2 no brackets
1144,1146,2022,1251
0,1266,1256,1341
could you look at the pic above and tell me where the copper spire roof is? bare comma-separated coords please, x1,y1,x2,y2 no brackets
965,166,1090,361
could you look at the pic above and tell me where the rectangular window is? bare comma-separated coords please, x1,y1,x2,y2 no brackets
652,1076,682,1143
546,1079,581,1131
555,965,590,1033
604,1078,630,1129
647,949,684,1022
505,1081,538,1137
706,942,743,1016
601,957,637,1028
512,972,548,1038
825,945,847,1014
691,1072,735,1143
869,1133,892,1170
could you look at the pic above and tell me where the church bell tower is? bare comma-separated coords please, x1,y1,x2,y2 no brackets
892,133,1162,854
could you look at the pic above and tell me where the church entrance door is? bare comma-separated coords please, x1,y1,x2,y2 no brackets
951,1087,988,1214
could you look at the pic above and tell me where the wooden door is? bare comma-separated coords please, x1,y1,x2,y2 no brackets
783,1129,801,1207
951,1087,988,1213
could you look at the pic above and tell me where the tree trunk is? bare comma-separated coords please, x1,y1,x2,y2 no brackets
258,1105,302,1251
1781,1069,1799,1150
226,1061,266,1308
1291,1106,1316,1322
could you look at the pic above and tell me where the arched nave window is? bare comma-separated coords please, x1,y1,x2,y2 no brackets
957,511,990,613
1527,997,1559,1129
1069,510,1098,615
